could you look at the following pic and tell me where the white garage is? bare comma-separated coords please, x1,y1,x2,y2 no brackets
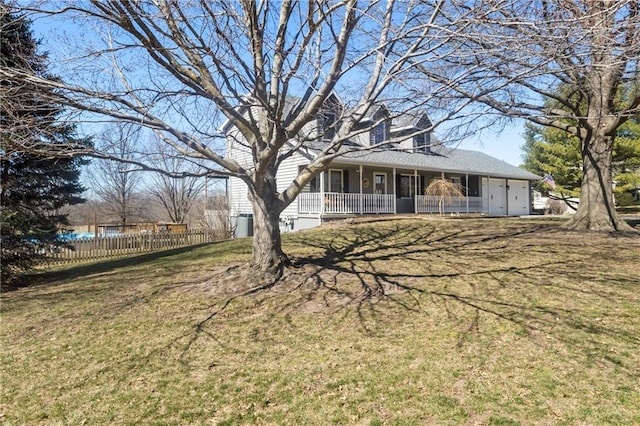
484,178,531,216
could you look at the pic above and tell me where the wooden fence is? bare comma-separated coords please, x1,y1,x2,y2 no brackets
45,230,216,265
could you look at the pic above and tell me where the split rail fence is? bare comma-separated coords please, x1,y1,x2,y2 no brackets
45,230,216,265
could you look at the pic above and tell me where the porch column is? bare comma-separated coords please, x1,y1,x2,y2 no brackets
466,173,469,214
414,169,418,214
320,171,325,216
393,168,397,214
441,171,445,179
359,164,363,214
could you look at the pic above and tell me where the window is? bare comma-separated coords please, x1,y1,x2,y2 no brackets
319,95,341,140
449,176,466,196
321,112,337,140
329,169,343,193
309,175,320,193
413,132,431,153
374,173,386,194
371,121,386,145
400,175,421,198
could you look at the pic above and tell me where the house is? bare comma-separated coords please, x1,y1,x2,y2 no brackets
225,97,541,233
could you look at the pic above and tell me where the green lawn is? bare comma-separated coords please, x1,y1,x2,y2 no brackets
2,218,639,425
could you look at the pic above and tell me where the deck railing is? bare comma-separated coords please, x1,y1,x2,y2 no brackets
45,230,215,265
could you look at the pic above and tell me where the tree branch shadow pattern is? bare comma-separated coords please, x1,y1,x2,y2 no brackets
268,220,639,370
158,219,639,374
25,218,634,375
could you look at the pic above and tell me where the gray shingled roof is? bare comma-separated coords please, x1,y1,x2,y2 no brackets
302,143,541,180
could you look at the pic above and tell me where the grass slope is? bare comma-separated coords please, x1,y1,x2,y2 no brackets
2,218,639,425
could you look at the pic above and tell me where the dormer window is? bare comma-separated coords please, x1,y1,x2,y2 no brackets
369,106,390,146
372,121,386,145
321,111,337,140
318,94,342,141
414,132,431,153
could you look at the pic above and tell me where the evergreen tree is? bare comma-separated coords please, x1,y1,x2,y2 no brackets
1,4,88,287
521,123,583,197
521,83,640,204
523,120,640,202
612,118,640,205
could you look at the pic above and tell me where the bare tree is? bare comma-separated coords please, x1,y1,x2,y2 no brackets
426,0,640,232
86,124,145,227
148,140,205,224
3,1,489,279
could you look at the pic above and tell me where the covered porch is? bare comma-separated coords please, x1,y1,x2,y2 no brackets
297,164,487,216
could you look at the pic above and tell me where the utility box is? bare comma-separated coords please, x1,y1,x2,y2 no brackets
236,213,253,238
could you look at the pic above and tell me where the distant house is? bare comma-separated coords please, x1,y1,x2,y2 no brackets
224,96,540,232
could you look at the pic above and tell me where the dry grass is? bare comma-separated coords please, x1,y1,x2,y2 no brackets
1,217,639,425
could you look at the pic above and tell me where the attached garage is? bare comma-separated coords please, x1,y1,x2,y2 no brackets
484,178,531,216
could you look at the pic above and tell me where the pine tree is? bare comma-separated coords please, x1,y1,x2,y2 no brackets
521,83,640,203
521,123,583,197
523,120,640,201
1,4,89,287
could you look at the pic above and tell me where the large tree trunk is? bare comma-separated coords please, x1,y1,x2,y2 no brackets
566,132,633,233
247,177,290,280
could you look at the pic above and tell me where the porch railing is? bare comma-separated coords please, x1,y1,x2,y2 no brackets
298,192,395,214
298,193,486,215
361,193,395,214
416,195,485,213
298,192,323,214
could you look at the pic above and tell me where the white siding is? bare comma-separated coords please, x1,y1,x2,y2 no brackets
227,128,254,219
277,152,310,218
398,138,413,151
227,131,311,221
353,132,369,146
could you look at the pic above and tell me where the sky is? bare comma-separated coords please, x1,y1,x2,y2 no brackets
458,125,527,167
27,8,529,169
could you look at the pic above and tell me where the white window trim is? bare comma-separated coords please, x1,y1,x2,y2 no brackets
373,172,387,194
329,168,343,193
373,121,386,144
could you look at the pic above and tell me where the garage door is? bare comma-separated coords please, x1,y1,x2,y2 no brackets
488,178,506,215
508,180,529,215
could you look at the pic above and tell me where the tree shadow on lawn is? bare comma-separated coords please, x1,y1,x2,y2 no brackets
267,219,640,370
171,219,638,373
